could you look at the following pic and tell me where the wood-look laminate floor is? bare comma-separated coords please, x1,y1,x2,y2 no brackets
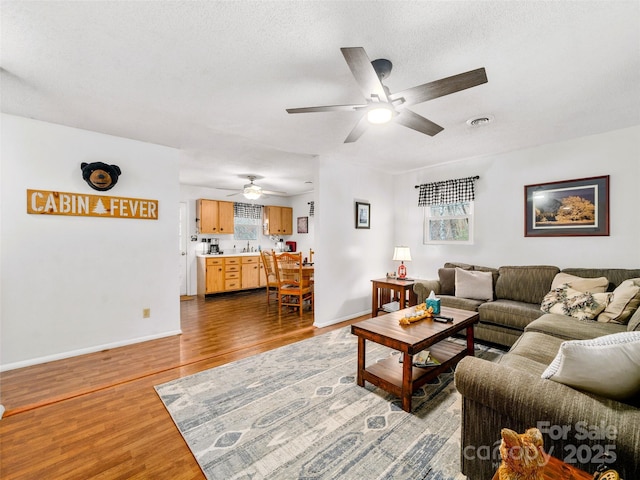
0,290,367,479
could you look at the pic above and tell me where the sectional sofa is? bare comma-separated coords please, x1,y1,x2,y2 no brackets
413,263,640,479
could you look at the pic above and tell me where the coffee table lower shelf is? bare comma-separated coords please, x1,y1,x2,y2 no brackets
361,340,466,403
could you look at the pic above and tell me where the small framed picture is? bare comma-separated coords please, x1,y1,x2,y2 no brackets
297,216,308,234
524,175,609,237
355,201,370,229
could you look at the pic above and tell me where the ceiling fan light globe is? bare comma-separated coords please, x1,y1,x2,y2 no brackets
367,106,393,124
243,185,262,200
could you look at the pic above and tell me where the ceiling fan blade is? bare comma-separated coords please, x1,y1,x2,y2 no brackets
390,68,487,106
344,114,369,143
286,104,367,114
262,189,287,196
340,47,389,101
226,192,241,197
394,109,444,136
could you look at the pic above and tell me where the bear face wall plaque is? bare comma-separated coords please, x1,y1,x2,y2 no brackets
81,162,121,191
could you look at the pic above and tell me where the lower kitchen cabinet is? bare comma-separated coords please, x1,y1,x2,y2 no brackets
241,256,261,289
197,255,264,296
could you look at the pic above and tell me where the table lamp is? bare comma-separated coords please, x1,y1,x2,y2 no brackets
393,246,412,279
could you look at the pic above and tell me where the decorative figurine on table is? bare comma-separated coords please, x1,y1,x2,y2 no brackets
592,455,622,480
398,303,433,325
497,428,546,480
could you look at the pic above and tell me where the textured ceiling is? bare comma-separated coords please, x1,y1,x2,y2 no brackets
2,1,639,196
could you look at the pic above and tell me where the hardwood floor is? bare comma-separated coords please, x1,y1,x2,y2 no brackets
0,289,367,479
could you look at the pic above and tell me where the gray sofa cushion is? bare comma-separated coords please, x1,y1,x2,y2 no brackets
438,268,455,295
495,265,559,304
562,268,640,291
478,299,544,330
525,313,626,340
503,331,564,367
444,261,473,270
439,294,484,312
628,308,640,331
475,323,522,347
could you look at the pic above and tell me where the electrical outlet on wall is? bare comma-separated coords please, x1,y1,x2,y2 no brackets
143,308,151,318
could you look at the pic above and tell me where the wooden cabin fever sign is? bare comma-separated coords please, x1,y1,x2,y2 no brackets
27,189,159,220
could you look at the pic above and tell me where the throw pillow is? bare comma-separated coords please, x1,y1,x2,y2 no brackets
598,278,640,324
438,268,456,295
541,331,640,400
628,307,640,332
551,272,608,293
540,285,611,321
455,268,493,301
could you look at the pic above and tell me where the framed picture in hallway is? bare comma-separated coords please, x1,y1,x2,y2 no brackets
524,175,609,237
297,216,308,234
355,201,370,229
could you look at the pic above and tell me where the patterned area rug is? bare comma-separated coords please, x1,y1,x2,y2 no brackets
155,327,502,480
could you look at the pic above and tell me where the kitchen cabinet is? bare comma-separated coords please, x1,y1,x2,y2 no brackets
197,254,264,296
197,257,224,295
196,199,234,234
225,257,241,290
241,256,261,289
263,206,293,235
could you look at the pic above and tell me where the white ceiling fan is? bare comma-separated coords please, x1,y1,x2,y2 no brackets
218,175,286,200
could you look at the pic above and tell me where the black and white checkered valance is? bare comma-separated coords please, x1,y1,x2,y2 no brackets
417,176,478,206
233,202,263,219
308,201,314,217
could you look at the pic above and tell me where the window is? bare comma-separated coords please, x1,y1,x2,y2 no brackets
233,203,262,240
424,201,474,244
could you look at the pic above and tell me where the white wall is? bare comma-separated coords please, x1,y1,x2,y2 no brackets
288,192,315,260
314,154,395,327
393,126,640,280
0,114,181,370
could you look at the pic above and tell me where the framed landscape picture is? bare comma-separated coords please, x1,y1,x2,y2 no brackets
355,201,370,229
524,175,609,237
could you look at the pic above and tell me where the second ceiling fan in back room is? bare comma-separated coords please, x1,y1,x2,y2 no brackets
286,47,488,143
218,175,286,200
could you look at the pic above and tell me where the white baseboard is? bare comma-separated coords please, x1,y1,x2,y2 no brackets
313,309,369,328
0,330,183,372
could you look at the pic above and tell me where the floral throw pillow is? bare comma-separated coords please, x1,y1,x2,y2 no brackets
541,284,611,321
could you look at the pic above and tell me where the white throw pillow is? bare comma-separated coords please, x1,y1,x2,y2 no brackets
455,268,493,301
541,332,640,400
598,279,640,324
551,273,608,293
541,285,611,321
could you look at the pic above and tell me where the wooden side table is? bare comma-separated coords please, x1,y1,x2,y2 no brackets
491,454,592,480
371,278,418,317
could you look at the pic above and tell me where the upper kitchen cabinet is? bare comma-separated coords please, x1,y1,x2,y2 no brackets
197,199,234,234
263,206,293,235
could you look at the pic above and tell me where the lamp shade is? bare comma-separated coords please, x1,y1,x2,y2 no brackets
392,246,412,262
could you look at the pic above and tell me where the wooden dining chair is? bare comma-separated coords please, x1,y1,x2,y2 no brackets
272,251,313,317
260,250,279,306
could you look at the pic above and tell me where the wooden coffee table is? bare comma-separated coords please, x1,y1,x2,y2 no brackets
351,306,479,412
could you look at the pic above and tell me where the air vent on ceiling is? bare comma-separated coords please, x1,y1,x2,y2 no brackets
467,116,493,127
